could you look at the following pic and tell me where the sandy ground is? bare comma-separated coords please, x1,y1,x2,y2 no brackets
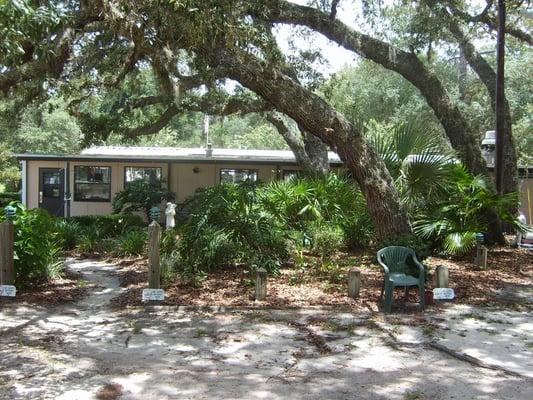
0,258,532,400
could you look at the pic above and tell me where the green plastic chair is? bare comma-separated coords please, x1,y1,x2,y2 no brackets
377,246,425,313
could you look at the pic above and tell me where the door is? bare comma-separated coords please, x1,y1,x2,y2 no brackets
39,168,65,217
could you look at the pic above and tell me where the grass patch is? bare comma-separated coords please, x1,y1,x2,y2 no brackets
404,390,424,400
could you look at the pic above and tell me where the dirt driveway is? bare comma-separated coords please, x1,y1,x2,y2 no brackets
0,259,531,399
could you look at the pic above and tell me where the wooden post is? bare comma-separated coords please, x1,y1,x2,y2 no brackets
255,268,267,301
435,265,449,288
475,245,488,269
347,268,361,299
148,221,161,289
0,220,14,285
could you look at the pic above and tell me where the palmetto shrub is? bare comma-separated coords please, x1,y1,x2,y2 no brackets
413,165,520,254
177,183,289,281
367,119,521,254
259,173,373,250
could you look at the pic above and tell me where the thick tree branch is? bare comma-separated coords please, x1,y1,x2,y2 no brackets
214,47,411,238
254,0,487,176
0,28,74,94
443,9,518,197
0,9,102,94
266,113,316,172
122,105,179,138
448,1,533,45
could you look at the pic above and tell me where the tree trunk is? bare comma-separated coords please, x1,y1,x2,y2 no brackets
219,50,411,239
303,131,329,173
445,6,515,242
495,0,506,195
258,0,488,176
266,113,317,173
446,12,518,198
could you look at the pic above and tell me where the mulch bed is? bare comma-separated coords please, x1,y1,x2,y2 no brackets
0,268,89,307
110,247,532,311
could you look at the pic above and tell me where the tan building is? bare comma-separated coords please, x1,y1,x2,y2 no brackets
15,146,533,223
16,146,342,217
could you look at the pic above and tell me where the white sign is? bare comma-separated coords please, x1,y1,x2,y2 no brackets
142,288,165,301
0,285,16,297
433,288,455,300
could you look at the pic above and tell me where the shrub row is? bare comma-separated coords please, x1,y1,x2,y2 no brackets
54,214,147,256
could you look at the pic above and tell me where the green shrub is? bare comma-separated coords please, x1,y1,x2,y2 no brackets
77,225,108,253
160,228,180,256
160,250,180,287
310,224,344,258
116,229,147,256
54,218,83,249
112,179,174,218
1,202,63,286
178,183,289,280
259,173,364,230
413,165,521,254
341,211,373,250
69,214,145,237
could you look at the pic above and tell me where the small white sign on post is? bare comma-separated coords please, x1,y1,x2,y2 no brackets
0,285,16,297
142,288,165,301
433,288,455,300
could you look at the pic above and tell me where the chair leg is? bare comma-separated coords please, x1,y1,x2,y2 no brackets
384,282,393,313
419,282,425,310
404,286,409,302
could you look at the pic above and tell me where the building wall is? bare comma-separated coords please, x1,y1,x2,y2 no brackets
25,160,294,216
25,159,533,223
170,162,278,202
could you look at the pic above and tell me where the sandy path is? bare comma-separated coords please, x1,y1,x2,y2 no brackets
0,258,531,399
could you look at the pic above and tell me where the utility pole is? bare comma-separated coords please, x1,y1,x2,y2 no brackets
203,113,210,147
495,0,506,194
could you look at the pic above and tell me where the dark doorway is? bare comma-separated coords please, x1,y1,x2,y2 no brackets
39,168,65,217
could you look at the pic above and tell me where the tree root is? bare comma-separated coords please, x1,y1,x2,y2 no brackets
427,341,530,380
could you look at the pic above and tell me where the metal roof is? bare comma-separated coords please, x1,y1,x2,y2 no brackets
15,146,343,165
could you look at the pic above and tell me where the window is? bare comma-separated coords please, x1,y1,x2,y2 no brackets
74,166,111,202
220,168,258,184
125,167,162,185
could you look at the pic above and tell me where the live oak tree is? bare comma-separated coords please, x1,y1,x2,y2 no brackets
1,0,528,239
0,0,413,238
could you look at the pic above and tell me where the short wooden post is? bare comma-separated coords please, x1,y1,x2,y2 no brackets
255,268,267,301
0,220,14,285
475,245,488,269
435,265,449,288
148,221,161,289
347,268,361,299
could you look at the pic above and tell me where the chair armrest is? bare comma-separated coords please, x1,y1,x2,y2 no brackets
413,257,425,281
377,259,390,276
